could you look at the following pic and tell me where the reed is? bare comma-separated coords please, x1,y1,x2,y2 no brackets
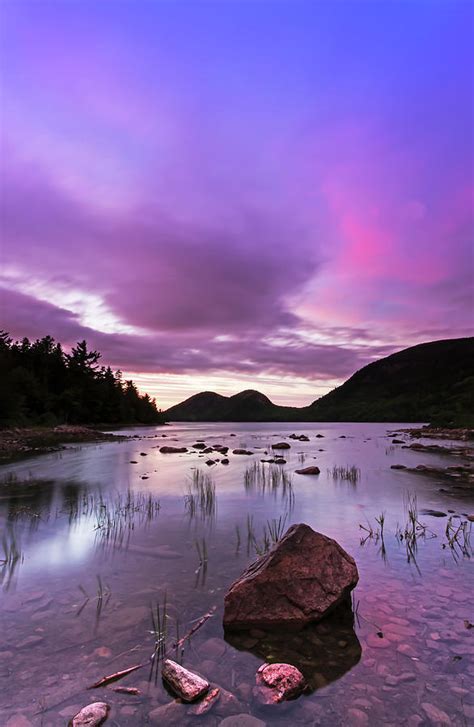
184,470,216,520
329,465,360,483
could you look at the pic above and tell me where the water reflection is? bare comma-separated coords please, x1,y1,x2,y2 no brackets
225,602,362,692
0,422,473,726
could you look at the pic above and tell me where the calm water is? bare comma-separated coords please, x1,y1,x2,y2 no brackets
1,422,473,726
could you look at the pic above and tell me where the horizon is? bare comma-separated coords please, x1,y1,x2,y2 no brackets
1,1,473,409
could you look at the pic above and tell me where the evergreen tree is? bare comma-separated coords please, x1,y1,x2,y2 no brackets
0,332,165,427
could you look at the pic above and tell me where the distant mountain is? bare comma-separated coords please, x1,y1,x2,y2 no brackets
165,388,301,422
306,337,474,425
165,338,474,425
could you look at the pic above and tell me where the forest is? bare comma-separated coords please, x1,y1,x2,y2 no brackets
0,332,165,427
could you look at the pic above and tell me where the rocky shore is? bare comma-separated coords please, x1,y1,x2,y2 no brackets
0,425,125,463
397,426,474,441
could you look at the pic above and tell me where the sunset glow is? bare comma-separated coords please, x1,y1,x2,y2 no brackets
1,0,472,407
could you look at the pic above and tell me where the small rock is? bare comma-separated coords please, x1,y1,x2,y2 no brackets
391,464,407,470
421,702,451,725
295,466,320,475
148,701,188,725
93,647,112,658
221,458,229,465
218,715,266,727
200,637,227,660
162,658,209,702
189,687,220,715
271,442,290,450
366,633,391,649
160,446,187,453
255,662,305,703
347,708,369,726
421,509,447,518
5,717,34,727
17,635,43,649
69,702,110,727
193,443,207,449
232,449,253,455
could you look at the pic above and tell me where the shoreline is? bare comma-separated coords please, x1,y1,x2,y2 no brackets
0,425,128,464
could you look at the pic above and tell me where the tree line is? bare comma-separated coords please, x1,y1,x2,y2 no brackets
0,332,165,427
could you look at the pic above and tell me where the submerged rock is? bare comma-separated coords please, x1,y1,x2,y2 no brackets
224,523,358,629
161,659,209,702
255,662,305,703
160,446,188,454
232,449,253,455
69,702,109,727
218,716,266,727
189,687,220,715
420,509,447,517
295,466,320,475
148,701,187,725
272,442,290,450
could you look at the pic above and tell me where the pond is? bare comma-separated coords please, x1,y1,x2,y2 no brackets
0,422,473,726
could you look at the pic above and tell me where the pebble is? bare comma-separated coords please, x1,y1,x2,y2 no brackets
421,703,452,725
93,646,112,658
200,637,227,660
397,643,417,658
5,717,33,727
366,633,391,649
16,635,43,649
148,700,188,725
218,716,266,727
70,702,110,727
347,708,369,726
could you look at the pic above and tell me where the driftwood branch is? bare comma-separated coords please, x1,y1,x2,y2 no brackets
87,663,145,689
171,606,217,651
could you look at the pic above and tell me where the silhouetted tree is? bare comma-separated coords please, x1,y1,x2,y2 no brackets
0,332,165,427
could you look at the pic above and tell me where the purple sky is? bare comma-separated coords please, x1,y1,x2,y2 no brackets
1,1,473,407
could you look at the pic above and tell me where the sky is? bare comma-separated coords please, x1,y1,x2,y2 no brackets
1,0,473,409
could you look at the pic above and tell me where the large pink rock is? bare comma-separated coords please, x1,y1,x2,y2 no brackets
223,523,358,629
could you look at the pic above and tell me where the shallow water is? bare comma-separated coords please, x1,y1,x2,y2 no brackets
0,422,473,726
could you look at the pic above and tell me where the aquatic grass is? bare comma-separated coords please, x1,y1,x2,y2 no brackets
443,517,472,561
375,511,386,539
184,470,216,520
0,524,23,591
243,462,294,507
394,492,436,573
246,514,256,555
149,592,168,683
76,574,112,623
194,537,209,587
329,465,360,483
235,524,241,553
93,489,161,552
251,514,288,556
